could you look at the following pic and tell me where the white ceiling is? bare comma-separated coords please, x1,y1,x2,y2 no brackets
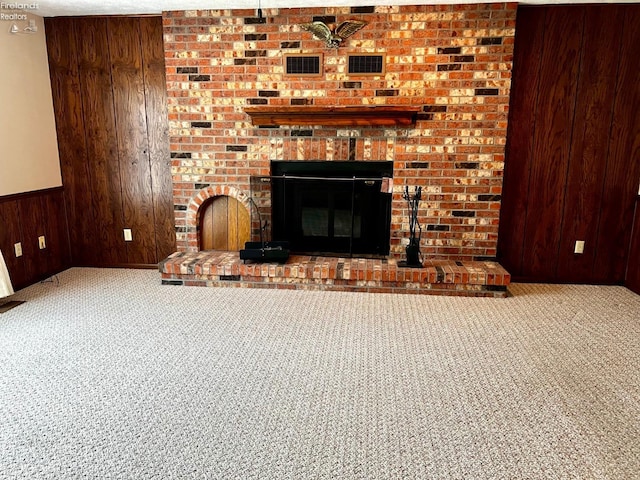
30,0,639,17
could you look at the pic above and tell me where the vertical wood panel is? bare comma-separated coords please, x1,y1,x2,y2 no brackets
520,7,584,281
497,7,546,278
76,18,127,266
42,190,71,275
212,197,229,250
200,202,214,251
238,203,251,249
592,6,640,283
556,6,624,282
228,200,239,250
17,197,47,282
140,17,176,261
0,201,26,289
108,18,156,264
45,18,97,266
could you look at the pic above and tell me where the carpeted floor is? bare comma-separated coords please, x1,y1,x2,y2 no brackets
0,268,638,479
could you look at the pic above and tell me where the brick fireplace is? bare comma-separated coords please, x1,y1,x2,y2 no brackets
163,3,516,293
160,3,515,296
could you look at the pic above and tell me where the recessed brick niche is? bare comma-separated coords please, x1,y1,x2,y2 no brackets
162,3,516,263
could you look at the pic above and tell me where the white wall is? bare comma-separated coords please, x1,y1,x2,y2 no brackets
0,13,61,196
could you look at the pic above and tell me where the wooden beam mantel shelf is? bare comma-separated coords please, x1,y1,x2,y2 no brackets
245,106,421,127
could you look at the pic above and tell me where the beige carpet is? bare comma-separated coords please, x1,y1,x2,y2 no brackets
0,268,638,479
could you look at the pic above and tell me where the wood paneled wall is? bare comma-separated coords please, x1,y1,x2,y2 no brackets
0,188,71,291
45,16,175,267
498,5,640,285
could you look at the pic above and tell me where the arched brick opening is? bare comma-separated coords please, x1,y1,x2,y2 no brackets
185,185,254,252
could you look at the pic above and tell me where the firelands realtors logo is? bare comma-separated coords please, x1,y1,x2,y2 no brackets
1,3,39,20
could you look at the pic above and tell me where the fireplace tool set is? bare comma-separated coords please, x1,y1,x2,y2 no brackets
399,185,423,268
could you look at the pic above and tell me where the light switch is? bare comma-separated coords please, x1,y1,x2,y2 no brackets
38,236,46,249
574,240,585,254
124,229,133,242
14,242,22,257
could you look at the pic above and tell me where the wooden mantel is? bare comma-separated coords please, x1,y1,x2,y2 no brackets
245,105,421,127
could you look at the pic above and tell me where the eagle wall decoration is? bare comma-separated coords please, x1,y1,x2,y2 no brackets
299,20,368,48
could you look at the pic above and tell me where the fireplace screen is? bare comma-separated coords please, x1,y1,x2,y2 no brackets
265,161,393,256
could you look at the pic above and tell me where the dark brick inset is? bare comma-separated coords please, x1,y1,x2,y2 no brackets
479,37,503,45
475,88,499,96
312,15,336,24
375,89,398,96
427,224,450,231
453,55,475,63
170,152,192,158
455,261,464,266
189,75,210,82
235,58,257,65
291,130,313,137
281,41,301,49
408,162,430,169
478,194,502,201
174,204,187,211
191,122,211,128
486,285,508,292
437,64,462,71
452,210,476,217
438,47,461,54
416,113,434,121
244,17,266,24
226,145,248,152
245,50,267,58
474,256,498,262
245,33,267,41
177,67,198,74
220,275,242,281
194,183,210,190
351,6,375,13
162,280,184,286
349,138,356,161
248,98,268,105
258,90,280,97
342,81,362,89
291,98,312,105
423,105,448,113
455,162,479,169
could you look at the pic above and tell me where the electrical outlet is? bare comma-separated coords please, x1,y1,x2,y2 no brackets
38,236,46,250
123,229,133,242
14,242,22,257
574,240,585,254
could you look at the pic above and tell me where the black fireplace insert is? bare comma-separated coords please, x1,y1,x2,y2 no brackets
270,161,393,256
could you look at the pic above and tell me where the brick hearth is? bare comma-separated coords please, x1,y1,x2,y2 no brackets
159,251,510,297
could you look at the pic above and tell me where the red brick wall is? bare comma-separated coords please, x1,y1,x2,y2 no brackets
163,3,516,260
